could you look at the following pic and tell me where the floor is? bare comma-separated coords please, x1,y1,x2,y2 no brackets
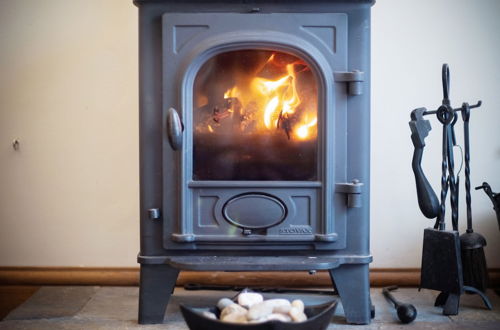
0,286,499,329
0,286,39,320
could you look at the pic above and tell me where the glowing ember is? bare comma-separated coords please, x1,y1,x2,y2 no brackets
224,87,240,99
295,117,318,140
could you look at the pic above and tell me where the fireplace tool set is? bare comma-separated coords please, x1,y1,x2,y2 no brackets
409,64,492,315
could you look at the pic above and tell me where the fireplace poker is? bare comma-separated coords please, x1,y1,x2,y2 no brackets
382,286,417,324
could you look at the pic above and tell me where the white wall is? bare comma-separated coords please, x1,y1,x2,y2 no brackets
371,0,500,267
0,0,499,268
0,0,139,266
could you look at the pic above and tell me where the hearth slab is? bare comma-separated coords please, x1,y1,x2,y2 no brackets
138,255,372,270
1,287,499,329
3,286,98,321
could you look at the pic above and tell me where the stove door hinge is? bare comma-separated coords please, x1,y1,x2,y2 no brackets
335,180,364,208
147,208,161,220
334,70,364,96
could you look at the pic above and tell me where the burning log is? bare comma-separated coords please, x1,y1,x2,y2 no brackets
240,101,258,132
277,110,296,140
212,106,229,123
212,97,242,123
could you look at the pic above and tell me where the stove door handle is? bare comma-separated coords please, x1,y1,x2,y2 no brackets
166,107,183,150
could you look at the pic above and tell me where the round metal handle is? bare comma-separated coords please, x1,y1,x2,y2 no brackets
166,107,183,150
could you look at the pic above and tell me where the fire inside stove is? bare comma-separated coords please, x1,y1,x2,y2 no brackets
193,50,319,181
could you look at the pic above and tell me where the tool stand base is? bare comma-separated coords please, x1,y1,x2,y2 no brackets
434,286,492,316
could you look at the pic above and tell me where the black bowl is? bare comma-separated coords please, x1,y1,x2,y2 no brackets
180,300,338,330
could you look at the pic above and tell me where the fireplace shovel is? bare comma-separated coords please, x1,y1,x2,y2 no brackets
419,118,463,314
419,65,463,315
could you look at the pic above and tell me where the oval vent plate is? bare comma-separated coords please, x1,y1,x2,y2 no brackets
223,194,287,229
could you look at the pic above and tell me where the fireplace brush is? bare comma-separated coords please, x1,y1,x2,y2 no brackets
459,103,489,293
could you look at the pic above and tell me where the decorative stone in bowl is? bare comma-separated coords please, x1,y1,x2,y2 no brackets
180,299,338,330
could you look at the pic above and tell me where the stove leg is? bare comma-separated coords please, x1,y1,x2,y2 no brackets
138,264,179,324
329,264,371,324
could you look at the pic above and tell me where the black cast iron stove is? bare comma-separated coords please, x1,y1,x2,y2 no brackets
133,0,374,325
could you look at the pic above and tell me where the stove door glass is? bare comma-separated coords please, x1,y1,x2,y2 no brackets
193,50,318,181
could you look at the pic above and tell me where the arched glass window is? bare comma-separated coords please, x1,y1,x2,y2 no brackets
193,50,318,181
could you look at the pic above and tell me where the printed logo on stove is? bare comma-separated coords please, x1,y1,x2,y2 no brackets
279,226,313,234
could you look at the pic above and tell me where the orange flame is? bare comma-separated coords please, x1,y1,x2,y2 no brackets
255,64,301,130
295,117,318,140
224,86,240,99
219,53,317,141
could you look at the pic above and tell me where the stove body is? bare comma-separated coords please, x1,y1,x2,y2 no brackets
134,0,373,324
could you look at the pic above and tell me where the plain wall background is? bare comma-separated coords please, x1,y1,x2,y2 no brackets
1,0,499,268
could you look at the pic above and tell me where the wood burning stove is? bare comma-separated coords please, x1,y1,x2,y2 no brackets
133,0,374,325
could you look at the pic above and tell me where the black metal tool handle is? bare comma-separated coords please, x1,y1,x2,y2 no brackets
442,64,450,104
435,64,455,230
447,115,459,231
462,103,474,233
409,108,440,219
412,148,440,218
436,111,451,229
382,286,417,324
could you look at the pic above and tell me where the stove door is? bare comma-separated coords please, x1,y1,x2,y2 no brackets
161,12,349,250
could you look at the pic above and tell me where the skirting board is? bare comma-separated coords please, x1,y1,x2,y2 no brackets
1,267,499,287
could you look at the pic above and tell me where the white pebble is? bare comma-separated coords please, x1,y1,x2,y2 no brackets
220,303,247,319
217,298,234,311
291,299,305,313
289,306,307,322
237,292,263,308
273,304,291,315
201,311,217,320
221,312,248,323
264,299,291,309
247,302,273,320
264,313,292,322
248,318,266,324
